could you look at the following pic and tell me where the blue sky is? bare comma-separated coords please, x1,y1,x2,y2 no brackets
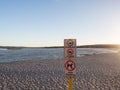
0,0,120,47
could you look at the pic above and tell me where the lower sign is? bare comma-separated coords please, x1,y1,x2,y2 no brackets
64,60,76,75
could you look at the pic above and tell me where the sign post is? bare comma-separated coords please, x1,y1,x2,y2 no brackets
69,77,73,90
64,39,76,90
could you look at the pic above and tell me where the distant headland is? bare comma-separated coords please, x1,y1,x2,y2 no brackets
0,46,25,50
0,44,120,50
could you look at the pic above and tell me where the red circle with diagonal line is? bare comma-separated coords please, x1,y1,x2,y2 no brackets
67,49,74,56
64,60,76,71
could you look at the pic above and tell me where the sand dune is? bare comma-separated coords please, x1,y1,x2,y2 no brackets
0,53,120,90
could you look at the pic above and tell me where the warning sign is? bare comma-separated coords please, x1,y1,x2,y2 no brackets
67,39,74,47
64,39,77,76
64,48,76,58
64,60,76,75
64,60,76,71
64,39,76,48
67,49,74,56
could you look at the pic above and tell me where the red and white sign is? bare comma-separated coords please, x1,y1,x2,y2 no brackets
64,60,76,75
64,60,76,71
64,48,76,58
67,49,74,55
64,39,76,75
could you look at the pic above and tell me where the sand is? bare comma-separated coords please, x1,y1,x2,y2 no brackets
0,53,120,90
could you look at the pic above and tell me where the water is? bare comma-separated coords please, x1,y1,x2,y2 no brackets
0,48,118,62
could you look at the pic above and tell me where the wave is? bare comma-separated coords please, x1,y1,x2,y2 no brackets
0,48,8,51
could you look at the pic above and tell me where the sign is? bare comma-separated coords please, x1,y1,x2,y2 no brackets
64,60,76,75
64,39,76,75
64,39,76,58
64,39,76,48
64,60,76,71
64,48,76,58
67,49,74,56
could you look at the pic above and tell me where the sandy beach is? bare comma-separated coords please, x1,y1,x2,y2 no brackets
0,53,120,90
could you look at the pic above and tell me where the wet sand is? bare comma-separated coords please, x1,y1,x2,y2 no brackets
0,53,120,90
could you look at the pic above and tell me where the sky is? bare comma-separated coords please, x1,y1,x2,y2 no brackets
0,0,120,47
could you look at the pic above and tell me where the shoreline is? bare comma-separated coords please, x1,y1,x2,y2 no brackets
0,48,119,63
